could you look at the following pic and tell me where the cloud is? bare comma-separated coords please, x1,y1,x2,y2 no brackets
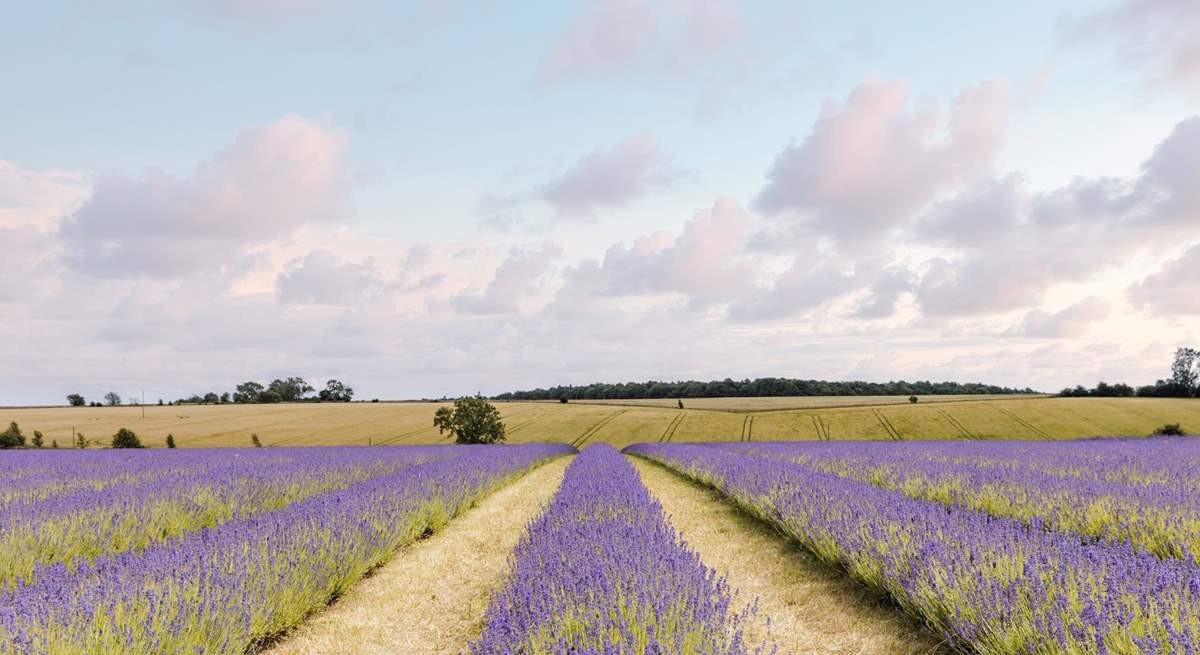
1018,297,1111,338
276,250,380,305
58,114,348,278
0,226,56,303
541,132,676,220
556,198,752,307
0,160,89,229
453,242,563,315
1069,0,1200,93
540,0,744,85
1128,243,1200,315
755,78,1008,243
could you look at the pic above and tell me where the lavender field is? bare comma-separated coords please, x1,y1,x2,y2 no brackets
627,439,1200,654
0,444,570,653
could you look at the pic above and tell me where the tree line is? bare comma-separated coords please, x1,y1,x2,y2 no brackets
63,377,354,407
1060,347,1200,398
493,378,1038,402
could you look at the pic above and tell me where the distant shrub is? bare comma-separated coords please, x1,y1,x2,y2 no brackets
1153,423,1186,436
32,431,44,448
909,396,919,404
75,432,87,449
0,422,24,449
51,439,59,449
560,397,569,404
111,428,144,449
251,433,262,448
166,434,176,449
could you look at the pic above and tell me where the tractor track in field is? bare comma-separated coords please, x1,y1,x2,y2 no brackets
660,413,685,442
810,415,830,440
935,408,975,439
740,415,755,441
995,407,1052,439
570,410,627,449
873,409,901,440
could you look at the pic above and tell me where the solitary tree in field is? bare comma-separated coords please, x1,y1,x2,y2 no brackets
434,396,506,444
66,394,85,407
166,434,176,448
111,428,143,449
1172,348,1199,398
32,431,43,448
318,379,354,402
104,392,122,406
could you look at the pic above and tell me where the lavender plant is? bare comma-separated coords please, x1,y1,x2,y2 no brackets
472,444,758,655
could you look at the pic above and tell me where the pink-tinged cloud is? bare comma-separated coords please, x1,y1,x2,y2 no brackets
756,78,1008,242
540,0,744,85
1071,0,1200,94
453,242,564,315
1128,243,1200,315
276,250,380,306
541,132,675,220
59,114,348,278
557,198,753,306
0,160,89,229
1018,297,1111,338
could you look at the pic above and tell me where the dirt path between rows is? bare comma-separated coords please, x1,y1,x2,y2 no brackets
630,456,948,655
267,456,572,655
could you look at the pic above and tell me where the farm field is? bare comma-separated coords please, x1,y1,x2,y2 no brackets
575,393,1046,411
2,396,1198,448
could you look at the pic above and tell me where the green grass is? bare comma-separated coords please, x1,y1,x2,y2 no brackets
1,397,1196,448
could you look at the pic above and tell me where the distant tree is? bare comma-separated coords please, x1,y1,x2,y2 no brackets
66,394,85,407
318,379,354,402
74,432,87,449
51,439,58,449
677,399,684,409
909,396,919,404
559,396,568,404
1153,423,1185,436
166,434,176,448
1172,348,1199,398
31,430,43,448
111,428,143,449
0,422,23,449
251,433,262,448
433,396,506,444
234,382,264,404
203,392,220,405
220,392,231,404
104,392,122,406
257,389,283,404
268,377,314,402
157,398,164,406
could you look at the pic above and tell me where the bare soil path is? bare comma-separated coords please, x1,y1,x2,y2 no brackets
266,456,572,655
630,456,949,655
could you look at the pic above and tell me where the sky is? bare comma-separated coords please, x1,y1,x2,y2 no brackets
1,0,1198,404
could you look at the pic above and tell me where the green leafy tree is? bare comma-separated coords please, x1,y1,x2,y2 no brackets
111,428,144,449
104,391,122,406
268,377,314,402
0,422,23,449
166,434,176,448
1172,347,1199,398
234,382,264,404
318,379,354,402
66,394,85,407
433,396,506,444
31,431,43,448
203,392,219,404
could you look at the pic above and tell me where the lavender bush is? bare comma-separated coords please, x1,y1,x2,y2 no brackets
0,444,571,654
627,442,1200,654
472,444,758,655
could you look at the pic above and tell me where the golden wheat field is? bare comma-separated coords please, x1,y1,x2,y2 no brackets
3,396,1197,449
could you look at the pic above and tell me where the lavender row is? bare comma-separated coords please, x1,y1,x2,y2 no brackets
0,443,572,654
715,439,1200,563
0,446,460,588
627,442,1200,655
472,445,757,655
